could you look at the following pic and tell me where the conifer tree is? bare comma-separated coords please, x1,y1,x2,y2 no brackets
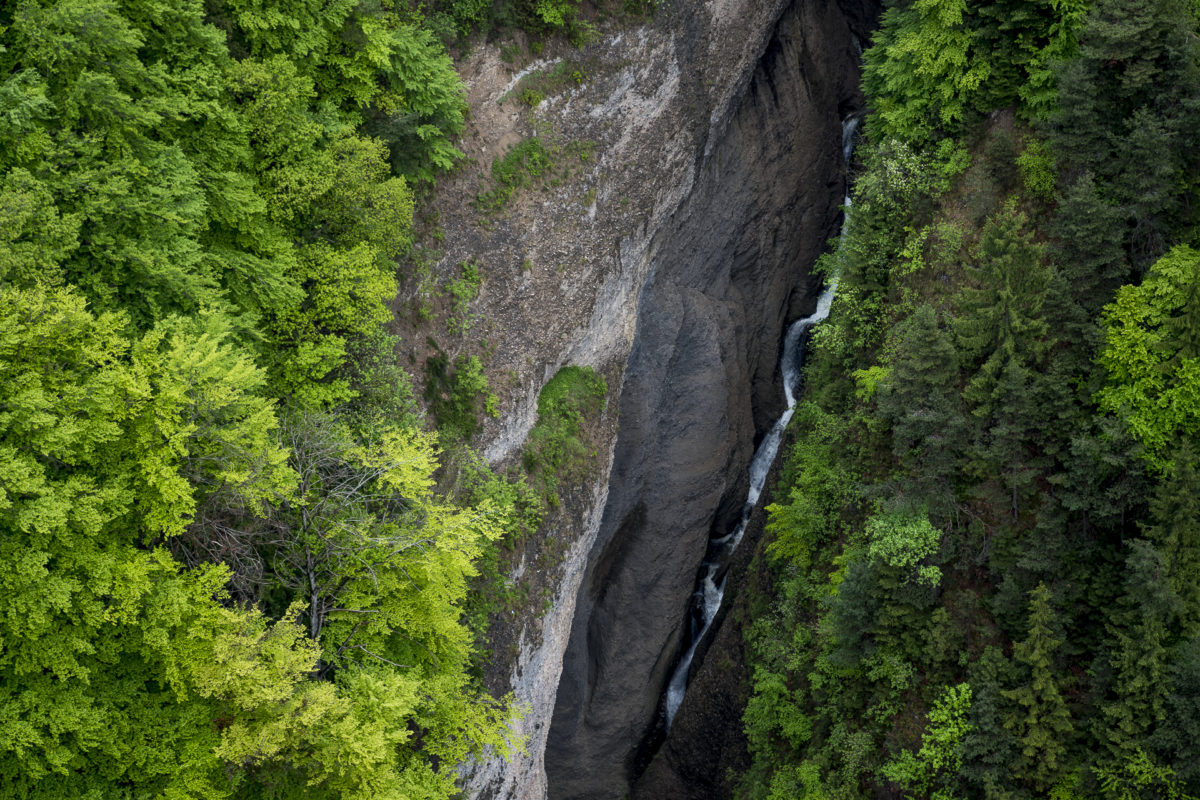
1051,0,1200,265
1150,636,1200,789
1100,541,1178,759
1051,173,1130,316
968,0,1087,116
960,647,1021,797
955,208,1057,518
877,306,967,516
1003,583,1074,792
1144,444,1200,636
862,0,991,141
1056,415,1148,542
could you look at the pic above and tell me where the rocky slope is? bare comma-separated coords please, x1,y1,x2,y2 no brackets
411,1,873,797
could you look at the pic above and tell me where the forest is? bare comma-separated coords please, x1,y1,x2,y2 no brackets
740,0,1200,796
0,0,604,797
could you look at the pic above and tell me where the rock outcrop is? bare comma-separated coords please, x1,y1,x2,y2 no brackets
417,1,872,798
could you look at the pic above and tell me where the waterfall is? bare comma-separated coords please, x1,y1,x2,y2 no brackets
662,114,858,730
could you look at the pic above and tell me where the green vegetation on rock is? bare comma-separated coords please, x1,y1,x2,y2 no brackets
522,366,608,503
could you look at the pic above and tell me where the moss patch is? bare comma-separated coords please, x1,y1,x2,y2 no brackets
522,365,607,503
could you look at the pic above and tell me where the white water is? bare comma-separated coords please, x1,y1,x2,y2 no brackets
663,115,857,729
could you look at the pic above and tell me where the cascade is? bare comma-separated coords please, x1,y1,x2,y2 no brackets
661,114,859,730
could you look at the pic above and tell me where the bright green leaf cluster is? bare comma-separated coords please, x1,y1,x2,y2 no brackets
1098,245,1200,472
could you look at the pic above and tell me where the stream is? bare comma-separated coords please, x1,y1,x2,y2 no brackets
662,114,859,729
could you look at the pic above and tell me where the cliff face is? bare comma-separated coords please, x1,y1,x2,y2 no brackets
416,2,871,798
544,3,868,798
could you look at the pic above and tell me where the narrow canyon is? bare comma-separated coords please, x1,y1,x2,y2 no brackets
437,1,877,797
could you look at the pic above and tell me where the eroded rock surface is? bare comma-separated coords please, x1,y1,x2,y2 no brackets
425,1,872,798
544,2,869,799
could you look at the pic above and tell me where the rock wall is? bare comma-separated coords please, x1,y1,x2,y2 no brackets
544,2,869,799
417,1,871,798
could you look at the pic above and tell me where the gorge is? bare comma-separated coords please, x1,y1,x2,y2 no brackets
540,7,868,796
659,112,856,740
435,1,875,797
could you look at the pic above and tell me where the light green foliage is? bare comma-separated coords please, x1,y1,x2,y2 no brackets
866,508,943,586
863,0,1087,141
864,650,918,722
972,0,1088,117
882,683,972,799
1004,584,1074,791
222,56,414,401
0,2,519,796
522,366,607,502
447,259,483,334
475,137,594,212
1095,750,1196,800
766,404,856,568
0,0,433,411
360,23,468,180
534,0,576,26
853,365,891,400
1018,137,1058,201
745,669,814,755
1098,246,1200,471
452,453,545,651
811,139,951,376
218,0,466,181
505,61,589,106
316,136,416,260
761,762,830,800
743,405,859,799
863,0,990,141
0,168,78,285
0,284,291,548
2,0,232,324
0,281,516,799
425,353,500,441
0,285,299,793
226,54,334,224
282,241,397,342
1023,0,1090,112
256,414,517,788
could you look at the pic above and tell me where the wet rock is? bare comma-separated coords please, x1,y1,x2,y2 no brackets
544,1,871,798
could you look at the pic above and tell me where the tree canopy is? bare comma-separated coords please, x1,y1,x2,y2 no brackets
738,0,1200,795
0,0,537,796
